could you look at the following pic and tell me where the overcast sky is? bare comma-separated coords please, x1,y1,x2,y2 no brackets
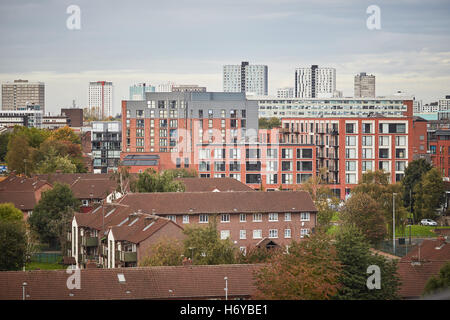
1,0,449,115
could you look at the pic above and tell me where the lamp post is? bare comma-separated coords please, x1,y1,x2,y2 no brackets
393,193,397,255
224,277,228,300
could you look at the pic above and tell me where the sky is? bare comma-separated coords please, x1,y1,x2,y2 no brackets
0,0,449,115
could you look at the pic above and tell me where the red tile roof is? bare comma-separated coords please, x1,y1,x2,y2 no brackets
0,264,262,300
0,191,37,211
176,178,254,192
0,175,50,192
397,239,450,299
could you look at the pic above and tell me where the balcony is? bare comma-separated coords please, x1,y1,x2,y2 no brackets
119,251,137,262
81,236,98,247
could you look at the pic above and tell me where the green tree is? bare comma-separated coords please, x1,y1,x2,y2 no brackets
131,168,185,193
340,192,387,245
28,183,80,246
414,168,445,220
334,225,400,300
37,153,77,174
166,168,198,178
402,159,432,218
258,117,281,129
183,217,236,265
139,238,184,266
253,232,341,300
0,220,27,271
50,126,81,144
423,262,450,296
5,134,35,175
0,132,10,163
0,203,23,222
302,169,339,232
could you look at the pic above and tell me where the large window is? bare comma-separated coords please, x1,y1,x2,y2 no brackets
345,136,356,146
346,148,356,159
282,173,293,184
362,148,373,159
199,214,209,223
282,148,293,159
266,174,278,184
297,161,313,171
246,174,261,184
246,149,261,159
362,136,372,146
297,173,312,183
345,161,356,171
246,161,261,171
267,149,277,159
281,161,292,171
297,148,313,159
346,123,355,133
379,148,389,159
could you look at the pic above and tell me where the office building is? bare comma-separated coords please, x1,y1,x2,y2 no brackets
223,61,268,96
354,72,376,98
88,81,113,119
294,65,336,98
1,80,45,112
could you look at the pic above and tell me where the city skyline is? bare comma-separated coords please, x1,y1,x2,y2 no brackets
0,0,449,114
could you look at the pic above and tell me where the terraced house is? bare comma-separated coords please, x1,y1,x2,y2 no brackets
69,190,317,268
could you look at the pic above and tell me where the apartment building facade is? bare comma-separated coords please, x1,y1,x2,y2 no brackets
1,79,45,112
88,81,113,119
294,65,336,98
354,72,375,98
91,121,122,173
223,61,268,96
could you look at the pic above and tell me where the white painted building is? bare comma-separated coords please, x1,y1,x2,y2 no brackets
277,87,294,98
223,61,268,96
88,81,113,119
294,65,336,98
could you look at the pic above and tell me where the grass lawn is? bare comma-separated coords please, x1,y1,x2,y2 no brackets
395,225,450,238
25,262,66,271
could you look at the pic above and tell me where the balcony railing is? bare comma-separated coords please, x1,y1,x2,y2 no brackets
81,236,98,247
119,251,137,262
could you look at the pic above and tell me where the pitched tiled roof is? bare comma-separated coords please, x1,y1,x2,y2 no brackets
397,239,450,299
0,175,50,192
118,191,317,215
0,191,37,211
0,264,262,300
176,178,254,192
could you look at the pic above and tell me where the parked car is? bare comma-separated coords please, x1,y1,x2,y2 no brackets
420,219,438,226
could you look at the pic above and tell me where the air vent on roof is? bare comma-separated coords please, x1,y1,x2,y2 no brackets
117,273,126,283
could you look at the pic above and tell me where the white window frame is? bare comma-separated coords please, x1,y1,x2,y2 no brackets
253,229,262,239
269,229,278,239
199,214,209,223
268,213,278,222
221,214,230,223
240,230,246,240
300,212,310,221
253,213,262,222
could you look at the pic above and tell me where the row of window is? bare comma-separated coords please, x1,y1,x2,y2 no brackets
165,212,311,224
345,135,407,147
221,228,310,240
198,148,313,160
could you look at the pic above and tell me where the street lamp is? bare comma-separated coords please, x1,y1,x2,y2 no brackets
224,277,228,301
393,193,397,255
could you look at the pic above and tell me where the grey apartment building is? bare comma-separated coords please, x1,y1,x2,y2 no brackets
354,72,376,98
223,61,268,96
2,80,45,112
91,121,122,173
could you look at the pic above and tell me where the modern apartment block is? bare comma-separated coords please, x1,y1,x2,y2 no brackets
1,80,45,112
223,61,268,96
294,65,336,98
91,121,122,173
277,87,294,98
129,83,156,100
0,104,43,128
254,96,413,119
354,72,376,98
438,95,450,111
88,81,113,119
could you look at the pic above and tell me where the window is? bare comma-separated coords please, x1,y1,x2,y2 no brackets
282,161,292,171
362,148,373,159
246,161,261,171
82,199,89,207
362,123,372,133
268,213,278,222
380,123,406,134
269,229,278,238
345,148,356,159
221,214,230,223
297,148,313,159
246,174,261,184
214,148,225,159
362,161,373,172
300,229,309,238
182,215,189,224
285,213,291,221
266,161,278,172
253,229,262,239
297,173,312,183
199,161,210,172
346,136,356,146
346,123,355,133
240,214,246,222
240,230,246,239
285,229,292,238
297,161,313,171
167,215,176,222
346,173,356,184
253,213,262,222
220,230,230,240
301,212,310,221
362,136,372,146
379,161,390,172
214,161,226,172
395,136,406,146
246,149,260,159
282,148,293,159
229,161,240,172
282,173,293,184
266,174,278,184
346,161,356,171
396,161,406,171
267,149,277,159
229,149,241,159
379,148,389,159
199,214,209,223
379,136,390,146
199,149,210,159
395,149,406,159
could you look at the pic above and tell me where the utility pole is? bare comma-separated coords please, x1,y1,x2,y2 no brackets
224,277,228,300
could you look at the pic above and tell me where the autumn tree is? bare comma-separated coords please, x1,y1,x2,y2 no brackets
131,168,185,193
253,232,341,300
236,246,281,264
183,217,236,265
334,225,400,300
139,238,184,267
414,168,445,220
110,164,134,196
340,192,387,245
258,117,281,129
5,134,35,175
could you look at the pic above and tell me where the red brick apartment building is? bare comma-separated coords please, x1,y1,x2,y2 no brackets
120,92,421,198
70,190,317,268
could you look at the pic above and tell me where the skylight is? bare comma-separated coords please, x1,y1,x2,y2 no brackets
117,273,126,283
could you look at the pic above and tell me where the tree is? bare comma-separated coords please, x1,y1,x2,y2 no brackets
0,132,10,163
183,218,236,265
402,159,432,217
50,126,81,144
139,238,184,267
5,134,35,175
258,117,281,129
0,220,27,271
253,232,341,300
414,168,445,220
28,183,80,246
165,168,198,178
340,192,387,245
302,168,339,232
131,168,185,193
110,164,133,196
0,203,23,222
236,246,280,264
351,170,408,238
423,262,450,296
334,225,400,300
